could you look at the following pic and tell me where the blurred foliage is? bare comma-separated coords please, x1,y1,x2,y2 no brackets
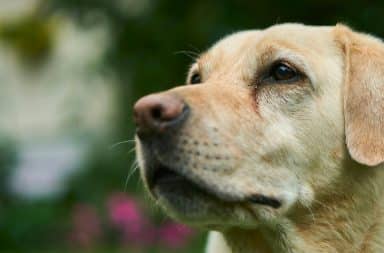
1,0,384,252
0,16,55,64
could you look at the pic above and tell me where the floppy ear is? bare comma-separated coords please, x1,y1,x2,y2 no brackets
335,24,384,166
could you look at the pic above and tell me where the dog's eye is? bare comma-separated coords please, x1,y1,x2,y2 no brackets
269,63,298,82
190,73,201,84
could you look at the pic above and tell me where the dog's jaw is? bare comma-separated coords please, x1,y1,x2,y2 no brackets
214,160,384,253
136,140,292,227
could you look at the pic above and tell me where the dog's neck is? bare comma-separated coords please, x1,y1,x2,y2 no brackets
222,162,384,253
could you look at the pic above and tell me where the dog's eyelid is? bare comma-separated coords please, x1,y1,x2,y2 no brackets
257,60,300,83
190,72,202,84
272,58,304,75
187,63,201,84
278,58,317,90
254,54,314,88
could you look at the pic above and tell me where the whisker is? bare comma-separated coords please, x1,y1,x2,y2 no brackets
173,50,199,61
187,44,202,55
124,159,139,191
127,146,136,155
109,139,135,150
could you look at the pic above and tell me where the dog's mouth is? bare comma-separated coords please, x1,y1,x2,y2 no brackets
147,163,282,209
150,165,187,186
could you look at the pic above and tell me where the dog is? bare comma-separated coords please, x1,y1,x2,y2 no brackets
133,23,384,253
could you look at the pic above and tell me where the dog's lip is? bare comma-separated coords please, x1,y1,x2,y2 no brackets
150,165,186,186
248,194,282,209
147,162,282,209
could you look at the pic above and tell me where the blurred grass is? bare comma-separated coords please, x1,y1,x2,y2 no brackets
0,233,206,253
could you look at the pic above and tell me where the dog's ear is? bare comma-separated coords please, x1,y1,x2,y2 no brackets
335,24,384,166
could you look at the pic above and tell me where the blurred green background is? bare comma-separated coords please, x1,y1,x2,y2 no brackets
0,0,384,252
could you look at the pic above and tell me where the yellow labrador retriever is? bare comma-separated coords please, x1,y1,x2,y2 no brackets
133,23,384,253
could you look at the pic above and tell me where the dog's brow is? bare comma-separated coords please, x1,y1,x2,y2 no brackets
188,63,199,74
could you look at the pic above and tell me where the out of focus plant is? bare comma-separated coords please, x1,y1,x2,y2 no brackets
68,192,195,251
69,204,103,248
0,15,56,64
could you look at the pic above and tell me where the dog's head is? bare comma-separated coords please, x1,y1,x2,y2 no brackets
134,24,384,229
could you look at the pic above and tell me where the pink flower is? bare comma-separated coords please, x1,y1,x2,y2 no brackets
68,204,102,248
107,192,154,245
108,192,143,228
106,192,195,249
157,222,194,249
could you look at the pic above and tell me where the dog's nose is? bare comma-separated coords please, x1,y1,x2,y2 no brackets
133,93,189,138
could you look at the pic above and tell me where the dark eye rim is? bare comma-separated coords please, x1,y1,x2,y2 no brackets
189,72,202,84
271,62,297,80
259,61,305,85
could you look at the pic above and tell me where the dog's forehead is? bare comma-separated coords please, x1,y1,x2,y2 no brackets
203,24,334,63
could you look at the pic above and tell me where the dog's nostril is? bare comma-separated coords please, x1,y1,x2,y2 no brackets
151,106,163,120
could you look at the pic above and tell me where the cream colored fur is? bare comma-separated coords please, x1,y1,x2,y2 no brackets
136,23,384,253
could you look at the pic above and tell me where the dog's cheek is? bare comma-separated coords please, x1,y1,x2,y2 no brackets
297,182,315,207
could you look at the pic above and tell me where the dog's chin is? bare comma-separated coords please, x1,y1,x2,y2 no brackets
153,177,225,223
152,179,281,229
148,167,231,223
142,164,285,227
